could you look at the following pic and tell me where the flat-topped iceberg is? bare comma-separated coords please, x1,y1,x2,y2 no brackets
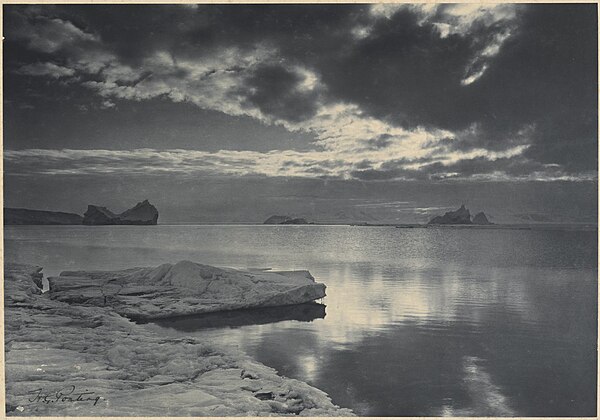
48,260,327,320
4,263,351,416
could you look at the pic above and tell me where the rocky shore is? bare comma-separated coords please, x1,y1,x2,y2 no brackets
5,263,352,416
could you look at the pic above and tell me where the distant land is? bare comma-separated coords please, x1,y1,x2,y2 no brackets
5,200,159,225
4,208,83,225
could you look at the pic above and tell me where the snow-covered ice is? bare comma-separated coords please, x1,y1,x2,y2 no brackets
47,260,327,320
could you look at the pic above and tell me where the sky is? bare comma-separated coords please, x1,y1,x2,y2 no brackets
3,4,598,223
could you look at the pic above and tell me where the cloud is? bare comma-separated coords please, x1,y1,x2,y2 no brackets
240,64,321,123
17,62,75,78
366,134,395,149
313,5,525,131
7,8,98,53
5,146,594,183
369,3,521,85
5,4,521,132
4,4,597,180
100,99,115,109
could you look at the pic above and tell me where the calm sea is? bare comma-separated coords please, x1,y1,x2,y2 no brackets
5,224,598,416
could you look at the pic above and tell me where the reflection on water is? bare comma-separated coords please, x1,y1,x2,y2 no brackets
453,356,515,416
5,225,597,416
151,302,326,330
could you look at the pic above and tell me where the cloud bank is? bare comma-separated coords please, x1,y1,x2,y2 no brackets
5,147,595,182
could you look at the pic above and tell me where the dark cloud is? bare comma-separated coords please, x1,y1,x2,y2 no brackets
19,4,367,66
366,134,394,149
416,156,538,178
474,4,598,172
311,5,597,172
16,62,75,78
241,64,320,123
350,154,592,182
319,8,478,129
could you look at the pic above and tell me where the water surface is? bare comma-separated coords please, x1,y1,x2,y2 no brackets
5,225,597,416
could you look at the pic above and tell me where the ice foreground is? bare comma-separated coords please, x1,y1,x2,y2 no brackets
48,260,327,320
4,263,352,416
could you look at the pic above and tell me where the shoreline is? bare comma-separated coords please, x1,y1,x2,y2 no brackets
4,263,353,416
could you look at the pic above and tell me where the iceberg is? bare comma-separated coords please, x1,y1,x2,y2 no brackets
83,200,158,225
48,260,326,320
428,204,472,225
472,212,492,225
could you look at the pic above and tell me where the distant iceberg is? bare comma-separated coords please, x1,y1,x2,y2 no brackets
428,204,472,225
263,215,309,224
83,199,159,225
428,205,493,225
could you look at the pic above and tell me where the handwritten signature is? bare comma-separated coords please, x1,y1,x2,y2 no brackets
27,385,102,406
